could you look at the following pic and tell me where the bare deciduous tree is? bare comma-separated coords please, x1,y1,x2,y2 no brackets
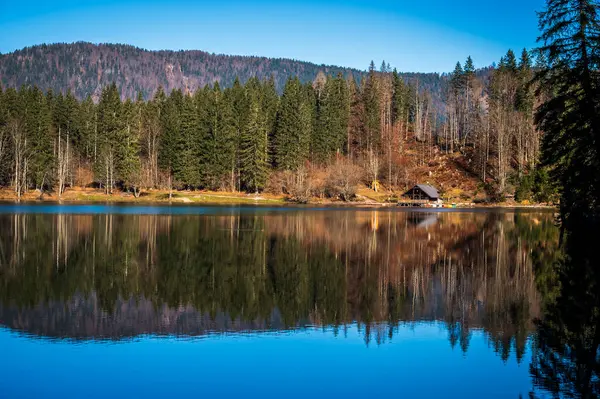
56,126,71,197
283,166,312,203
366,149,380,191
9,119,28,199
325,157,363,201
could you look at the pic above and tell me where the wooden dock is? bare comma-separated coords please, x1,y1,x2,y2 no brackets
397,200,428,207
397,200,445,208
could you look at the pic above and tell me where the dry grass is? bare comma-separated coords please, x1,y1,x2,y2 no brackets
0,187,287,205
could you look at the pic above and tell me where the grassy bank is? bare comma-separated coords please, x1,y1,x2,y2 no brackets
0,187,556,209
0,188,287,205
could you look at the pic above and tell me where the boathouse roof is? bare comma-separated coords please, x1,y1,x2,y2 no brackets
403,184,440,200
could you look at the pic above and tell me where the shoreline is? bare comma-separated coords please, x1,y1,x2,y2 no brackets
0,188,556,210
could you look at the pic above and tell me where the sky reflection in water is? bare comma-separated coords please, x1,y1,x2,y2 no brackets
0,323,535,399
0,207,563,398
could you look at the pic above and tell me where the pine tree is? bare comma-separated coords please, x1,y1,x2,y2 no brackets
516,49,533,113
501,49,518,72
347,75,364,157
448,62,465,151
119,93,142,195
464,56,475,77
23,87,53,193
218,86,238,191
159,88,182,192
304,81,318,158
462,56,477,149
63,90,80,141
536,0,600,224
240,89,269,192
260,76,279,166
451,62,464,93
369,60,376,73
0,85,8,186
332,73,350,154
312,76,330,163
363,66,381,154
274,77,311,170
230,77,249,191
142,88,164,188
198,83,237,189
96,83,123,193
313,73,350,163
77,95,96,163
392,69,405,126
299,85,313,164
380,60,389,73
175,93,200,188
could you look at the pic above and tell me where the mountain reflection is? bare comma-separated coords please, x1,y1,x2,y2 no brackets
0,210,559,359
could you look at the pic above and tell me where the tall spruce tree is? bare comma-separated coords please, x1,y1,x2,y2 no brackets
240,87,269,192
141,88,164,188
516,49,534,114
463,56,477,148
24,87,53,192
222,86,241,191
332,73,350,154
312,77,329,163
0,85,8,185
230,77,249,190
502,49,518,72
391,69,406,127
536,0,600,224
77,95,96,163
199,83,237,189
175,93,200,188
392,68,414,150
347,76,364,157
159,88,183,191
119,94,142,195
274,77,311,170
261,76,279,166
464,56,475,76
312,73,350,163
96,83,122,193
363,65,381,154
451,62,465,93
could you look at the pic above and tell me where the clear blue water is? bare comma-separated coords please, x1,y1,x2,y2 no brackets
0,324,537,398
0,206,572,398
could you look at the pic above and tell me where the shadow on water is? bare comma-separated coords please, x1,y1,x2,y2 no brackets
529,221,600,399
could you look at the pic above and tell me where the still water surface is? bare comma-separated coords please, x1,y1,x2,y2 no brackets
0,205,592,398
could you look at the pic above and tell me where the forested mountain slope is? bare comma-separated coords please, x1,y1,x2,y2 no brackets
0,42,443,100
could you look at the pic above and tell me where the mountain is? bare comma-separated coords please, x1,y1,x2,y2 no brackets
0,42,443,101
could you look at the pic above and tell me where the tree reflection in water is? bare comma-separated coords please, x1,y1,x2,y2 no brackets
0,210,560,365
530,221,600,399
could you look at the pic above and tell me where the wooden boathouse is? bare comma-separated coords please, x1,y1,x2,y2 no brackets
398,184,441,207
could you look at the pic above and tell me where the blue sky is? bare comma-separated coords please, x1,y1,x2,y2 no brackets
0,0,546,72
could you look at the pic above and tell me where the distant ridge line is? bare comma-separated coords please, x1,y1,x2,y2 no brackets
0,41,444,104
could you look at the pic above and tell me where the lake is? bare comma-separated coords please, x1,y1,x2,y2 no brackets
0,205,595,398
